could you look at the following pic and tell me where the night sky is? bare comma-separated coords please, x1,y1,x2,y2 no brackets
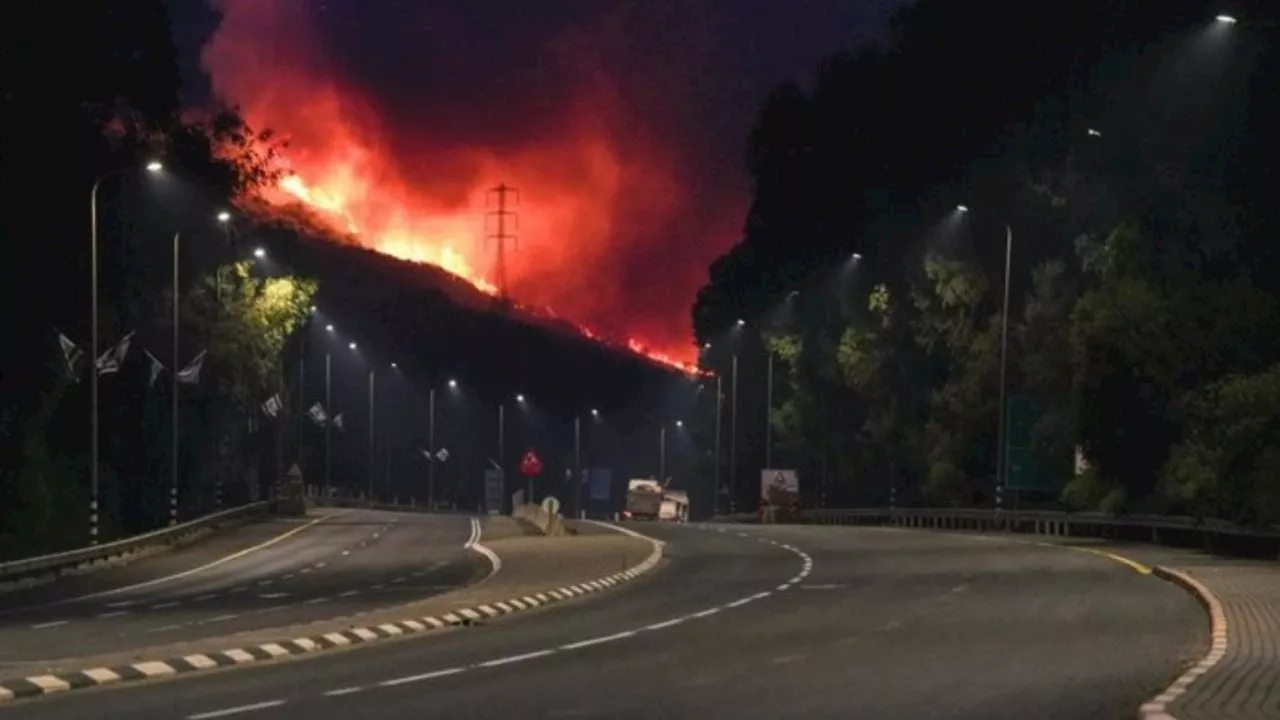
170,0,902,360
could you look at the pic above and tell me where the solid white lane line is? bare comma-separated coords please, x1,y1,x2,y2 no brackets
559,631,635,651
476,650,555,667
187,700,286,719
31,620,69,629
76,512,345,602
691,608,721,618
97,610,129,619
379,667,467,687
205,613,239,623
323,687,363,697
338,590,360,598
150,601,180,609
258,592,290,599
644,617,686,631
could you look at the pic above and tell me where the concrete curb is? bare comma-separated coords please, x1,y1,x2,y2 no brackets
1136,565,1230,720
0,526,664,705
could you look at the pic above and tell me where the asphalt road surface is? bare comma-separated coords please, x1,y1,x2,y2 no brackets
0,523,1204,720
0,509,477,666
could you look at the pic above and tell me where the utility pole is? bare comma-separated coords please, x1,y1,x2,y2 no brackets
659,424,667,487
368,369,376,501
765,351,774,469
486,184,518,306
428,387,436,508
573,415,582,518
713,374,722,514
730,354,739,513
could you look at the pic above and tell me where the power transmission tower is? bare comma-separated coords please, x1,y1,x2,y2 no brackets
485,183,518,306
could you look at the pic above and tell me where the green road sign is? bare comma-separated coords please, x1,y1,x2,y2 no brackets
1004,394,1065,493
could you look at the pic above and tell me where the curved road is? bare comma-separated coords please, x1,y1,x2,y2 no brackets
0,510,478,667
0,523,1204,719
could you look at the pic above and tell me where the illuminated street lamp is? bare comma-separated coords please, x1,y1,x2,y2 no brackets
216,210,231,223
448,378,458,389
1215,14,1237,24
253,247,266,259
145,160,163,173
325,324,334,332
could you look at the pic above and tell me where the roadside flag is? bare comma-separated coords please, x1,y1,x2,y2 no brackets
144,350,165,387
332,413,345,431
308,402,327,426
176,349,207,384
262,393,282,418
96,332,135,375
55,330,82,378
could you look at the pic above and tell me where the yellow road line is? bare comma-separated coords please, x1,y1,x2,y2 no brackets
1063,545,1152,575
71,510,351,601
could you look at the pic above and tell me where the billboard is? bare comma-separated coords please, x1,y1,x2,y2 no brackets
588,467,612,501
761,469,799,506
483,469,503,515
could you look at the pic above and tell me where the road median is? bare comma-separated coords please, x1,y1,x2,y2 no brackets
0,517,662,705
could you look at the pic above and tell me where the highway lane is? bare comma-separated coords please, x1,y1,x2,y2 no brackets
0,523,1204,720
0,510,477,666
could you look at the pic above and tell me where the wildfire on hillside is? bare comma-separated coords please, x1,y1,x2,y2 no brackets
201,0,726,378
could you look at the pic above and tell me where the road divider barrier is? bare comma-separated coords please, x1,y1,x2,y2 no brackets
512,503,565,536
0,502,273,587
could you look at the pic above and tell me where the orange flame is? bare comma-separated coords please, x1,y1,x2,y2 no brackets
202,0,712,376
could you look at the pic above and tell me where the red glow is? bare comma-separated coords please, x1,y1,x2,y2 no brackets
201,0,720,375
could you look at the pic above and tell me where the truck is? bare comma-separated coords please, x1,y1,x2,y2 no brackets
622,478,663,520
659,488,689,522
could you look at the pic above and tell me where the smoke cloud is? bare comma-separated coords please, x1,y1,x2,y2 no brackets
201,0,893,362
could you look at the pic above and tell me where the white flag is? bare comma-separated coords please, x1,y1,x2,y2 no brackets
96,332,134,375
435,448,449,462
332,413,345,431
144,350,165,388
55,330,82,378
308,402,327,426
262,393,282,418
176,349,207,384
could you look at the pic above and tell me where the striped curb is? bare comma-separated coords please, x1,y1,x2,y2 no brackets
0,532,664,705
1137,565,1229,720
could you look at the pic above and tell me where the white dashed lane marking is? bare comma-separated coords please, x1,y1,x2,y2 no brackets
182,523,810,717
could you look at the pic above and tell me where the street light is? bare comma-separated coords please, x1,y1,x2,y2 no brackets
676,420,684,428
1215,14,1237,24
959,206,1014,511
325,324,334,332
448,378,458,389
515,393,525,403
590,408,599,417
851,252,863,260
956,205,969,213
390,362,398,369
216,210,231,223
88,159,164,543
736,319,745,327
1087,128,1102,137
253,247,266,259
348,341,357,350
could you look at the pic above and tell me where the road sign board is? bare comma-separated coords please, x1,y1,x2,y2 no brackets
520,449,542,477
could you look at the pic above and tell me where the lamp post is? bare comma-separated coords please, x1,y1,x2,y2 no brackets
88,160,162,543
730,353,739,513
367,368,376,501
170,232,180,526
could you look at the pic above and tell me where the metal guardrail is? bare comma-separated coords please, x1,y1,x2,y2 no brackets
0,501,272,581
711,507,1280,558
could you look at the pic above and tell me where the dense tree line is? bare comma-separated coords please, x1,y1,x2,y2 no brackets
0,2,315,556
692,0,1280,525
